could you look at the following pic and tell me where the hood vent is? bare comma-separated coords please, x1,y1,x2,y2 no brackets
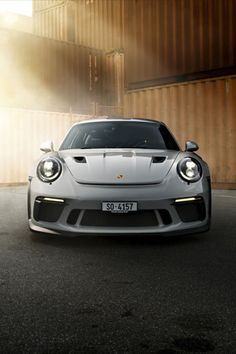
152,156,166,163
74,156,87,163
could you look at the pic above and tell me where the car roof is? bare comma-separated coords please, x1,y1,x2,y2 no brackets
73,117,164,126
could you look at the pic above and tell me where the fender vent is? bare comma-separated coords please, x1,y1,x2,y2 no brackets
152,156,166,163
74,156,87,163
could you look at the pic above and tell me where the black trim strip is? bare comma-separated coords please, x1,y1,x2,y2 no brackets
127,67,236,91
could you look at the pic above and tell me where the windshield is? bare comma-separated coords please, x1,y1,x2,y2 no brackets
59,121,180,150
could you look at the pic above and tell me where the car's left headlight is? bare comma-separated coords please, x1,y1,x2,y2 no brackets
177,157,202,182
37,157,62,182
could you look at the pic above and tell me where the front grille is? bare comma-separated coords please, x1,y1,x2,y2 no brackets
81,210,158,227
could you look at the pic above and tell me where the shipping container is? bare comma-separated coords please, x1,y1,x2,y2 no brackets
0,28,104,113
33,0,124,50
124,0,236,89
124,76,236,188
33,0,236,87
33,2,67,41
75,0,124,50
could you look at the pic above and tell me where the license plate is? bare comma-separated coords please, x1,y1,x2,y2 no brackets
102,202,137,213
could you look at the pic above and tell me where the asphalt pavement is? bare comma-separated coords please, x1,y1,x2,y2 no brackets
0,186,236,354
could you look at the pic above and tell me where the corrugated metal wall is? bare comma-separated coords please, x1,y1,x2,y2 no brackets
33,4,67,41
33,0,63,12
33,0,124,50
75,0,124,50
0,108,92,184
124,0,236,89
0,29,103,113
124,76,236,188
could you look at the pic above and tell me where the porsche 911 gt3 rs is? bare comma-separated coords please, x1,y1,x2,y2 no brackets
28,118,211,236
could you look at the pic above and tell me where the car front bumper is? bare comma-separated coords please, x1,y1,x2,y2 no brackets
28,174,211,237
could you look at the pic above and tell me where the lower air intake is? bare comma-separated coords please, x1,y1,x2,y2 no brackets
33,200,64,222
67,209,81,225
158,209,172,225
175,199,206,222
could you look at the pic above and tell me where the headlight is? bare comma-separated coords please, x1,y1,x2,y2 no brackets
37,157,62,182
177,157,202,182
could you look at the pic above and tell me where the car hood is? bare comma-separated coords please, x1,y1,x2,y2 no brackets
59,149,180,185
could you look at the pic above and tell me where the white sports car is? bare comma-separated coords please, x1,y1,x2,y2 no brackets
28,118,211,236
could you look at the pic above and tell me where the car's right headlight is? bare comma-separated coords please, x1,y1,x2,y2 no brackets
37,157,62,182
177,157,202,182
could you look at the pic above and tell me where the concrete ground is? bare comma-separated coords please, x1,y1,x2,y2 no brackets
0,186,236,354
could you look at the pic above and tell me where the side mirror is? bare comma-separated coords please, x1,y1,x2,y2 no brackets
185,140,199,152
40,141,54,153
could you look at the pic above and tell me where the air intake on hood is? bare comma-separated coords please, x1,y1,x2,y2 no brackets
74,156,87,163
152,156,166,163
